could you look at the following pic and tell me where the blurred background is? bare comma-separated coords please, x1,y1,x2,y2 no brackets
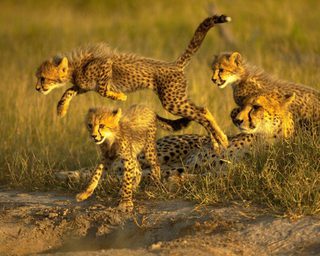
1,0,319,187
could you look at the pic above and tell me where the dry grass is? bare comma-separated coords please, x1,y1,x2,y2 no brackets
0,0,319,215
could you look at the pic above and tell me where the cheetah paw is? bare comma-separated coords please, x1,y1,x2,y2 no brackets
117,93,127,101
76,191,92,202
117,200,134,213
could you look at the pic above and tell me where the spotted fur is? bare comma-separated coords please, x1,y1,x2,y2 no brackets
63,93,295,193
211,52,320,127
148,92,296,171
35,15,231,150
76,105,189,212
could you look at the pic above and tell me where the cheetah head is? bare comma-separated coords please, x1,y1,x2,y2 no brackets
86,107,122,146
211,52,244,89
35,57,70,95
233,92,295,138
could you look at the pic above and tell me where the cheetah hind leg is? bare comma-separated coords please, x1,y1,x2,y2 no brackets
97,84,127,101
165,102,227,152
203,107,229,150
76,163,104,202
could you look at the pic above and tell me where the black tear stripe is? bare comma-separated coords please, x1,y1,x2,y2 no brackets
98,129,103,139
248,109,253,127
218,72,224,83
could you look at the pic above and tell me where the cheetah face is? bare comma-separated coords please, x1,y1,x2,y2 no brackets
232,93,295,137
211,52,242,88
234,102,273,135
86,108,122,146
35,57,69,95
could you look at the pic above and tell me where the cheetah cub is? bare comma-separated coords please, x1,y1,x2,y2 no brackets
76,105,190,212
211,52,320,127
35,15,231,150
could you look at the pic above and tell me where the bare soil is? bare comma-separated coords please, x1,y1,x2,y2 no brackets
0,190,319,256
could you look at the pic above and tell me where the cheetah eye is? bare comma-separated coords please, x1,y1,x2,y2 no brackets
219,68,224,73
252,105,261,110
99,124,105,129
87,123,93,129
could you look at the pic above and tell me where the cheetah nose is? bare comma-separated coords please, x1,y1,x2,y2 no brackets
92,135,98,140
36,86,41,91
234,118,243,126
211,77,217,83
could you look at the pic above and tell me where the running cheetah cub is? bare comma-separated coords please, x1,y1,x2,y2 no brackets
35,15,231,150
76,105,190,212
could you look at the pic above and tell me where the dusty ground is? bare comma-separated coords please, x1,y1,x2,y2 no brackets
0,190,319,256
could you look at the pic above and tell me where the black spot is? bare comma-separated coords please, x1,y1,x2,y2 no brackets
177,168,184,174
164,156,170,162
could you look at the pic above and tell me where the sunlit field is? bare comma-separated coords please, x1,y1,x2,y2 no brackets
0,0,319,215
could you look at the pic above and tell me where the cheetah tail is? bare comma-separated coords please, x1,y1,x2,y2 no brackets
175,14,231,68
156,115,191,131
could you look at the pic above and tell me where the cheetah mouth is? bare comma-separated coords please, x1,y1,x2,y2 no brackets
238,127,255,133
94,137,106,145
36,87,51,95
216,80,227,88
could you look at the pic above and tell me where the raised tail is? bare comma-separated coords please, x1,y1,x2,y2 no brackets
175,14,231,68
156,115,191,131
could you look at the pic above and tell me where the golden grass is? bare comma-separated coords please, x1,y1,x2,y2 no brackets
0,0,319,215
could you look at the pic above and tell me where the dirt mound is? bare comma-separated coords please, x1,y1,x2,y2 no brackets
0,190,319,256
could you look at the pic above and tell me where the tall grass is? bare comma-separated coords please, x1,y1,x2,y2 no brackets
183,129,320,216
0,0,319,214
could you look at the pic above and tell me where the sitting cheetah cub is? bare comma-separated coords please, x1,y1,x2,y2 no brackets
76,105,190,212
35,15,231,150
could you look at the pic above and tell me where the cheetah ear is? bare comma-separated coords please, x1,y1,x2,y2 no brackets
229,52,242,66
211,54,219,67
112,108,122,123
282,93,295,108
88,107,96,114
58,57,69,75
86,108,96,120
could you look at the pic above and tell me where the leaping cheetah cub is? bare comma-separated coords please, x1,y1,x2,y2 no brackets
35,15,231,150
211,52,320,127
76,105,190,212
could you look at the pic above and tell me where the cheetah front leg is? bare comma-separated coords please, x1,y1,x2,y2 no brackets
117,156,139,212
76,163,104,202
57,86,81,117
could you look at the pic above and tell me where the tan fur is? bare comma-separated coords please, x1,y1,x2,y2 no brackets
211,52,320,127
73,93,296,191
76,105,189,212
35,15,231,150
147,92,296,171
